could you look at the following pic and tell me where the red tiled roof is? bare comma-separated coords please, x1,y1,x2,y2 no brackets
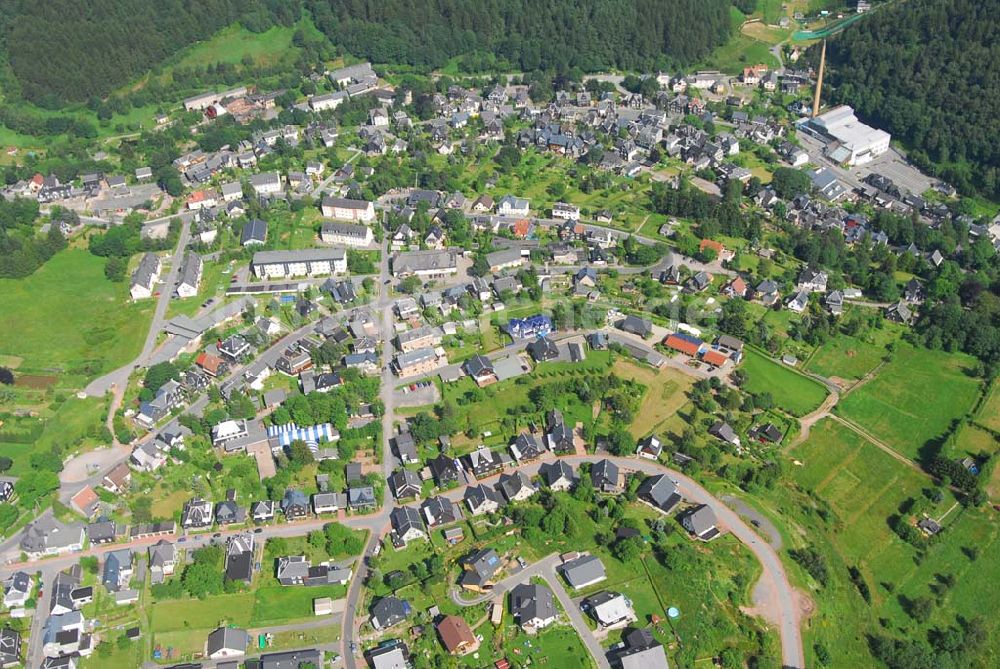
699,238,725,254
196,352,224,375
664,334,701,356
701,349,729,367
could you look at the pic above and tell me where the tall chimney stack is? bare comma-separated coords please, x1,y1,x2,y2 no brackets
812,39,827,118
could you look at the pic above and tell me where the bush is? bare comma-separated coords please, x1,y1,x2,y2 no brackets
788,545,829,587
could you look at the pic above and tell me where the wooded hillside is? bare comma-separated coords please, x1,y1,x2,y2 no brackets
0,0,732,106
307,0,732,73
823,0,1000,199
3,0,302,104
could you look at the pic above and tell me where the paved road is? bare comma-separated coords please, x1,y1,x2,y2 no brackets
541,559,611,669
84,215,193,405
24,569,56,668
342,237,396,669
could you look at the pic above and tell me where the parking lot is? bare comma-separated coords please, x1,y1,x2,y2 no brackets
396,379,439,407
797,133,936,196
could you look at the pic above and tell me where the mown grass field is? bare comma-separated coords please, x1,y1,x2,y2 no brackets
150,592,256,632
699,34,781,74
837,344,982,461
804,334,888,383
791,419,928,568
740,348,828,416
0,249,152,377
251,584,348,626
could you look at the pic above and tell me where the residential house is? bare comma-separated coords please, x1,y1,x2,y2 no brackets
708,421,741,447
459,548,502,592
496,471,535,503
510,433,544,462
497,195,530,217
101,463,132,495
526,336,559,362
181,498,214,529
428,454,461,487
560,554,606,589
464,447,503,479
618,315,652,338
436,615,478,656
251,500,276,523
683,505,720,541
20,517,84,559
509,583,557,631
390,506,427,546
349,486,377,510
371,597,411,630
101,550,133,593
586,591,636,628
421,496,463,527
281,489,311,520
320,221,374,247
463,355,497,386
86,521,117,545
591,459,622,494
129,252,161,300
393,433,419,464
388,469,422,500
886,300,913,324
637,475,683,513
464,485,501,516
787,290,810,313
206,626,249,661
552,202,581,221
321,197,376,223
251,248,347,279
540,460,576,492
0,627,21,668
224,533,255,583
241,218,268,246
3,572,30,609
148,540,176,583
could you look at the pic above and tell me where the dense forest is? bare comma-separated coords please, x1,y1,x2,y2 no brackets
822,0,1000,199
1,0,302,104
306,0,732,73
0,0,732,106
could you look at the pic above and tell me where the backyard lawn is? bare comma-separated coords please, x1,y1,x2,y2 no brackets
740,348,828,416
251,584,347,626
836,344,982,461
